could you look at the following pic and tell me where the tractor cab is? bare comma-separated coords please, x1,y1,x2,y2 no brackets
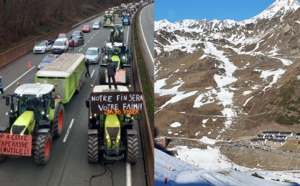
103,14,115,28
99,43,132,85
5,84,56,134
110,24,124,43
101,42,132,68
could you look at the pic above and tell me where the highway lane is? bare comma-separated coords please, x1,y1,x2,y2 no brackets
0,8,148,186
139,3,154,82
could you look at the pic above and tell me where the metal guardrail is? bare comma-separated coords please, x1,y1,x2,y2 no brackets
131,4,154,186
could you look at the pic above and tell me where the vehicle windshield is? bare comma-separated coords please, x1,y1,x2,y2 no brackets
36,41,46,46
41,56,56,63
53,41,64,46
83,25,89,28
72,31,80,35
86,50,98,55
18,95,44,120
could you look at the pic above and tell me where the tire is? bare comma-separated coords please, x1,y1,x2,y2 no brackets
125,68,131,85
34,133,52,165
53,103,65,138
88,135,98,163
126,135,138,163
0,154,7,162
99,67,106,85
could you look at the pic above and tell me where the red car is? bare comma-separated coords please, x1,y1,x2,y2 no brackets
82,25,91,33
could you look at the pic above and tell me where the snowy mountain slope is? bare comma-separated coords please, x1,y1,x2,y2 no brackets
155,148,299,186
154,0,300,173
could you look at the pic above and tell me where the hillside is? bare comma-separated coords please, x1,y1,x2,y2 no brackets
0,0,135,53
154,0,300,169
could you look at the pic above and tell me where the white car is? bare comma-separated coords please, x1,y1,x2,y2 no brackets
85,47,100,64
92,22,101,30
52,38,69,54
33,40,53,54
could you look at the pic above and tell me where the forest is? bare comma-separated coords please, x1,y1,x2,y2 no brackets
0,0,134,52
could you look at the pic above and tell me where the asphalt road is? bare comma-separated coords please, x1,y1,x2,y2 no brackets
139,3,154,83
0,5,151,186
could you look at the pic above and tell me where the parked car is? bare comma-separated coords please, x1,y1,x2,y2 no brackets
82,25,91,33
37,54,58,70
92,21,101,30
69,36,84,47
58,33,68,38
70,31,84,39
85,47,100,64
52,38,69,54
33,40,54,54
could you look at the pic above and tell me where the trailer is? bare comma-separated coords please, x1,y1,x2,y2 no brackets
35,53,86,104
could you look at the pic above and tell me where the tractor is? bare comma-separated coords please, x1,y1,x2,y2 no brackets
110,24,124,43
0,83,64,164
99,42,132,85
85,85,140,163
103,14,115,28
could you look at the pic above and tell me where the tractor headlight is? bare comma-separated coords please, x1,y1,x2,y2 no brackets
122,56,126,59
89,115,92,119
46,114,49,118
41,111,45,115
94,113,97,117
105,56,108,59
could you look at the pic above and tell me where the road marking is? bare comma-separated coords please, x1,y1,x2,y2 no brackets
126,162,132,186
63,118,74,142
4,66,36,91
139,7,154,63
91,69,95,77
126,26,130,44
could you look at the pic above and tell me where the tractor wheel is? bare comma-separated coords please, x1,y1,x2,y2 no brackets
88,135,98,163
125,68,131,85
0,154,7,162
126,135,138,163
34,133,52,165
99,67,106,85
53,103,65,138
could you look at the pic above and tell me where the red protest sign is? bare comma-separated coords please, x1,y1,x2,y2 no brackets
0,133,32,156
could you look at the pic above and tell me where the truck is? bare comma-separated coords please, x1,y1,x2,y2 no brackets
0,83,64,164
85,85,143,163
35,53,86,104
99,42,132,85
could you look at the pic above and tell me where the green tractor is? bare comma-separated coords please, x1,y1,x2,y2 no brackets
110,24,124,43
85,85,139,163
103,14,115,28
0,83,64,164
99,42,132,85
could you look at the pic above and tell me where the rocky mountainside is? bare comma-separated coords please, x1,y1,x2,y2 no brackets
154,0,300,141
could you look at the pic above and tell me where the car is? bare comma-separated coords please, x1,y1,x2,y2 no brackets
69,36,84,47
52,38,69,54
33,40,54,54
37,54,58,70
81,25,91,33
85,47,100,64
92,21,101,30
70,31,84,39
58,33,67,38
